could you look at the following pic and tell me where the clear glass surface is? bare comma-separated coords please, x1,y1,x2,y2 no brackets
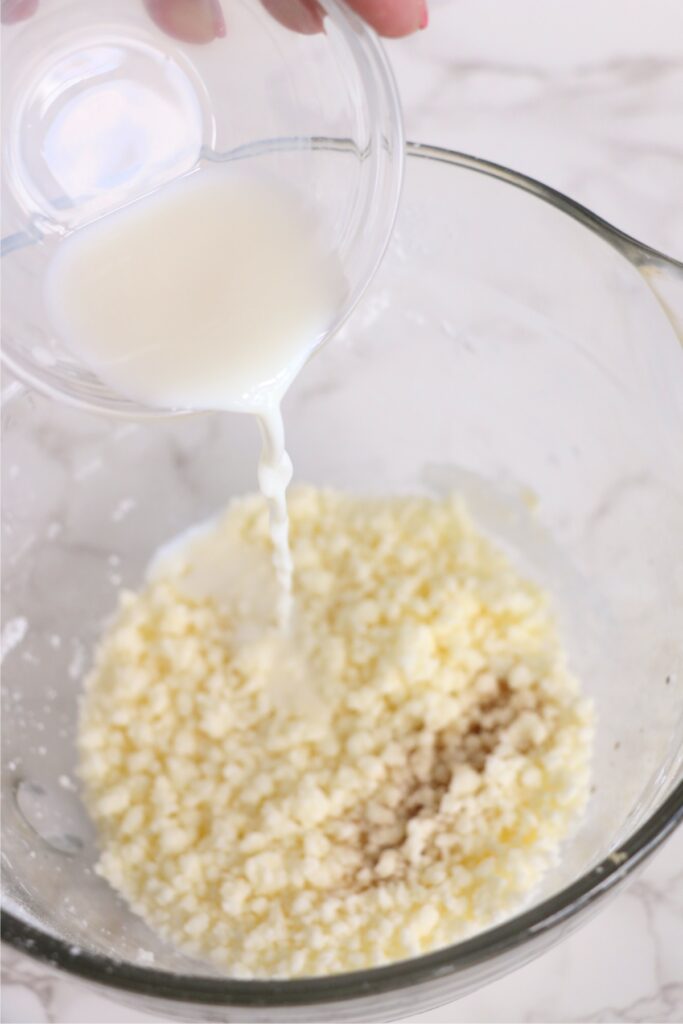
2,147,683,1021
1,0,403,414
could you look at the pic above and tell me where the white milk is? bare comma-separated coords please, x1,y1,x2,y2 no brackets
46,166,345,624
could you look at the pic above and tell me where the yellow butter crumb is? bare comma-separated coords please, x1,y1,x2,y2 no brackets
79,487,593,978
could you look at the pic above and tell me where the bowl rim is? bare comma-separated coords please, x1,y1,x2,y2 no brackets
3,785,682,1005
2,141,683,1007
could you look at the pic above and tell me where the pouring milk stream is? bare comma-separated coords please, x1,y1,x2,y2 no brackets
46,166,345,626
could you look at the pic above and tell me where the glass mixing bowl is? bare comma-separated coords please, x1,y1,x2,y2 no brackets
2,145,683,1021
1,0,403,415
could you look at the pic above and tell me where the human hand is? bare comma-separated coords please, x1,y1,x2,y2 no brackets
2,0,428,41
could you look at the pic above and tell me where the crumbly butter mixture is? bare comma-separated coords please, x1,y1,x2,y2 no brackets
79,487,593,978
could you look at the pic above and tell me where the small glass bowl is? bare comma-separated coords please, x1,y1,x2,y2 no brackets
0,0,403,415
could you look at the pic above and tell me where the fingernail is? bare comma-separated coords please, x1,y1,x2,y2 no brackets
210,0,226,37
199,0,226,39
418,0,429,30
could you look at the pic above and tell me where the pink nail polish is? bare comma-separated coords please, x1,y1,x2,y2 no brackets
418,0,429,30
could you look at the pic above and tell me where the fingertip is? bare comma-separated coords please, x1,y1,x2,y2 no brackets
345,0,427,38
143,0,225,45
1,0,39,24
259,0,324,36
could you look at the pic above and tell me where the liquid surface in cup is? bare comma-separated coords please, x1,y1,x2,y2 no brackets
46,166,345,623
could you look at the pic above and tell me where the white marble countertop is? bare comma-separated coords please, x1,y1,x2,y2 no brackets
2,0,682,1021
